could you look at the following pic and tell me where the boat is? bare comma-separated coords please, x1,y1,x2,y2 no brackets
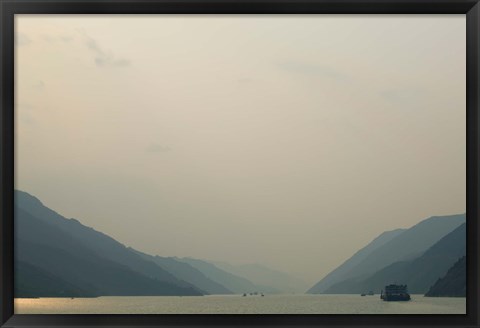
380,284,411,301
242,293,247,297
360,293,366,296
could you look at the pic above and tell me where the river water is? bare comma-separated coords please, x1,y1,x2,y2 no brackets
15,294,466,314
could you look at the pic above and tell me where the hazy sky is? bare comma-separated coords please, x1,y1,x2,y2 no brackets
15,15,466,284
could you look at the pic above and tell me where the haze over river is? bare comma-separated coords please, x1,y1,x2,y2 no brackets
15,294,466,314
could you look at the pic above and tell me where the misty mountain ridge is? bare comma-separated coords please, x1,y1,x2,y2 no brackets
16,191,205,296
15,190,465,298
176,257,269,294
130,249,233,295
323,223,466,294
308,213,465,294
209,261,309,293
16,190,302,297
16,207,202,296
307,228,405,294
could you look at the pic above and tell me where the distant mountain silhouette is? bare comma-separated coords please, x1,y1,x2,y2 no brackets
307,229,405,294
15,191,203,297
131,249,233,295
425,256,466,297
178,258,262,294
308,214,465,294
211,261,307,293
324,223,466,294
16,190,466,299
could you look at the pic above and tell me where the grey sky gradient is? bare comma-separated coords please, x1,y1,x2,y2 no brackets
15,15,466,284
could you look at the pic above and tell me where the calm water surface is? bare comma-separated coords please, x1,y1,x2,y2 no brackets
15,294,466,314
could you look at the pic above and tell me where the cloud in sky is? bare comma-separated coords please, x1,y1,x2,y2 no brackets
237,77,255,85
278,60,348,82
42,34,75,43
15,33,32,46
82,32,132,68
17,103,34,110
380,88,426,106
146,143,171,153
31,80,45,91
17,103,37,126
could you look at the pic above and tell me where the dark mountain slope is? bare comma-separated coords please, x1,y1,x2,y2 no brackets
16,191,198,289
325,223,466,294
15,261,94,298
425,256,466,297
310,214,465,294
15,191,203,297
16,208,202,296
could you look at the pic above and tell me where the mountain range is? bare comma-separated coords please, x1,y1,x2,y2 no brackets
308,214,466,295
16,191,202,296
209,261,309,293
307,228,405,294
131,249,232,295
15,190,299,297
15,190,467,298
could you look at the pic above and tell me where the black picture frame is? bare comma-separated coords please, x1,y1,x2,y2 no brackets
1,0,479,327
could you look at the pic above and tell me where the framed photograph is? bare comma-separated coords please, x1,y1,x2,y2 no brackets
1,0,479,327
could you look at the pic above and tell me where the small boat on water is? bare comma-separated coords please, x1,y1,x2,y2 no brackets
242,293,247,297
380,284,411,301
360,293,366,296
